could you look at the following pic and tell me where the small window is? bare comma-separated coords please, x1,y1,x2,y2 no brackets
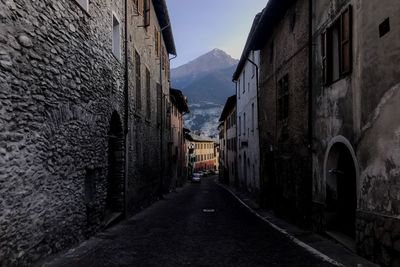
75,0,89,12
112,14,121,60
278,75,289,121
135,51,142,110
242,70,246,93
251,103,255,132
243,113,246,136
321,5,352,85
144,0,151,27
146,68,151,119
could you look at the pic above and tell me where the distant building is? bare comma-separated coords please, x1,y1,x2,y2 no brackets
187,134,218,172
169,89,189,188
233,15,261,199
219,95,237,186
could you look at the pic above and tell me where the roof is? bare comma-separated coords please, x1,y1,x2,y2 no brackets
232,0,296,81
250,0,295,50
232,12,262,81
170,88,189,113
152,0,177,55
219,95,236,122
186,133,216,143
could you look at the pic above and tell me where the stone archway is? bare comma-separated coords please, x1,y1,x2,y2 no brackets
323,136,358,239
105,111,125,222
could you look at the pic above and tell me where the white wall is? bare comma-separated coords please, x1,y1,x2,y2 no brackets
236,50,260,193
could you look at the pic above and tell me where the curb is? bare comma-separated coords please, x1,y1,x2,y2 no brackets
218,183,346,267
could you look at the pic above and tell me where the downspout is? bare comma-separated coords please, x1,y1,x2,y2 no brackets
307,0,313,222
123,0,129,216
246,56,261,203
159,37,164,198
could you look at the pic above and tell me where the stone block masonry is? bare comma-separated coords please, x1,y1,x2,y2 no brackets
0,0,172,265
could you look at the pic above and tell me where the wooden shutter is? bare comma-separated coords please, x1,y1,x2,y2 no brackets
340,5,352,75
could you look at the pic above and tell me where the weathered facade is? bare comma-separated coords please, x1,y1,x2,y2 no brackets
0,0,176,264
219,95,237,186
233,15,261,199
168,88,189,188
311,0,400,265
188,134,217,172
248,0,312,225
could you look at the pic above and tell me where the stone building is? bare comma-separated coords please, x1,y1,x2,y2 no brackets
219,95,237,186
168,88,189,188
0,0,176,264
311,0,400,265
243,0,312,224
233,15,261,198
188,134,217,172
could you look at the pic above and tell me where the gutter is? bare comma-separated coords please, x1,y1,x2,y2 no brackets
123,0,129,217
307,0,313,221
246,56,262,203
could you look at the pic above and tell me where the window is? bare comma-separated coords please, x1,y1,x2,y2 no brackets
242,70,246,93
112,14,121,60
145,68,151,119
238,80,241,99
144,0,150,27
156,83,161,126
278,75,289,121
251,103,254,132
137,0,143,14
239,116,241,136
251,51,255,76
322,5,352,85
135,51,141,110
243,113,246,136
75,0,89,11
155,28,161,57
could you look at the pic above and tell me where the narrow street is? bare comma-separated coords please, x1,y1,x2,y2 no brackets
45,177,334,267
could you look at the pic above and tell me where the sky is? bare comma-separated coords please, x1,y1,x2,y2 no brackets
166,0,268,68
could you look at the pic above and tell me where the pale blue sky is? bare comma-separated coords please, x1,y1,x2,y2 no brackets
166,0,268,68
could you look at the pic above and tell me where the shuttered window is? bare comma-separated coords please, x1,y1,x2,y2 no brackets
146,68,151,119
340,6,352,75
321,5,352,85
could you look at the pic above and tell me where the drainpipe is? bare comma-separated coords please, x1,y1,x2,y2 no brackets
246,55,262,204
307,0,313,222
123,0,129,217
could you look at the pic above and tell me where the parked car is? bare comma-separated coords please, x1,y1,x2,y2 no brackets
192,173,202,183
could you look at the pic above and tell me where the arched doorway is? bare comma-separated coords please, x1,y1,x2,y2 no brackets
105,112,125,222
324,138,358,239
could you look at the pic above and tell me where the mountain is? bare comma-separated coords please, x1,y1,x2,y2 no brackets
171,49,238,137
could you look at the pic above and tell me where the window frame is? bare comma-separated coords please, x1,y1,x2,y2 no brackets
321,5,353,86
74,0,89,13
112,13,121,61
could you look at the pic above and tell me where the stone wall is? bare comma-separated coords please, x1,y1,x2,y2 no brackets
258,0,311,225
311,0,400,265
0,0,174,265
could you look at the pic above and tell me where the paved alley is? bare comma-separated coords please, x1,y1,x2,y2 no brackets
44,177,336,267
